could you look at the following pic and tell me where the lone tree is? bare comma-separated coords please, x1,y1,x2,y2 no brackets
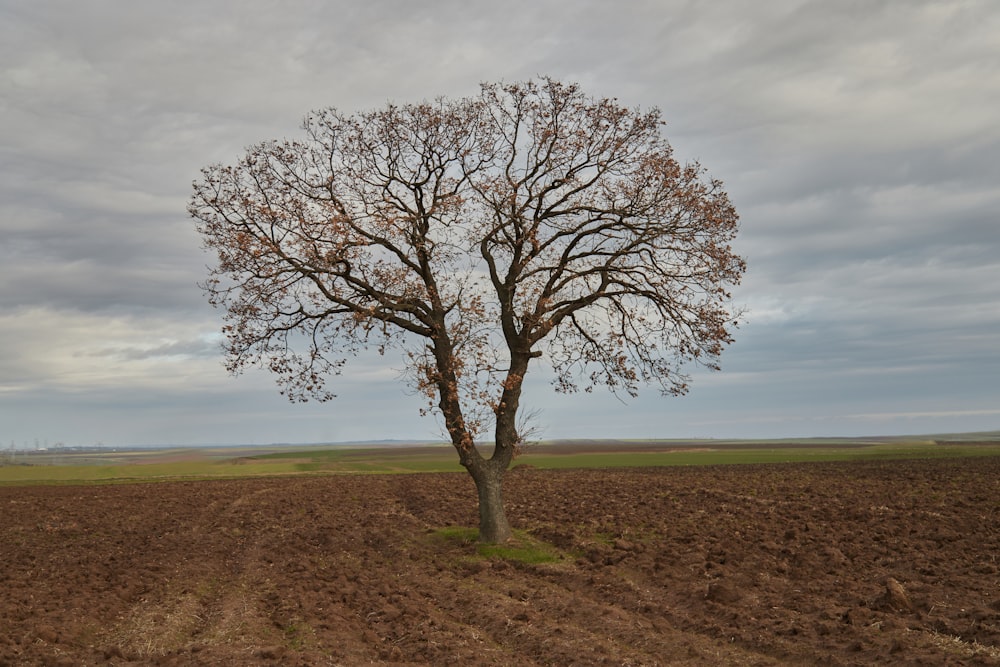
190,78,745,543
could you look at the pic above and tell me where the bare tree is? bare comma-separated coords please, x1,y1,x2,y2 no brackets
190,79,745,543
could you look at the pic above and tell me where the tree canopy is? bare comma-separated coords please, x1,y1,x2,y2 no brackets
190,78,745,542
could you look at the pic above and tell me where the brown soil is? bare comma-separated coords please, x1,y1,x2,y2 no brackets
2,458,999,666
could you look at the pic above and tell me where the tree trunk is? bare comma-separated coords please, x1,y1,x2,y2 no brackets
470,460,512,543
432,336,524,544
468,352,528,543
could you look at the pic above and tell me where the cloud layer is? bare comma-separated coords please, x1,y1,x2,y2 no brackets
2,0,998,446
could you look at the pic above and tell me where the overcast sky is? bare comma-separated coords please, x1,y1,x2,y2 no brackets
2,0,998,448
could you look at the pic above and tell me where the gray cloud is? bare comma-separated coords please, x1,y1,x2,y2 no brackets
1,0,998,446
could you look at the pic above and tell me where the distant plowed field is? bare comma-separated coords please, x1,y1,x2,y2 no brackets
3,458,999,665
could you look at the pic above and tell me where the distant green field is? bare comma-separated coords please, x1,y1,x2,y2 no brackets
0,459,305,484
521,443,1000,468
2,437,999,485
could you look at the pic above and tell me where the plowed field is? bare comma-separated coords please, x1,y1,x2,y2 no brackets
2,457,999,665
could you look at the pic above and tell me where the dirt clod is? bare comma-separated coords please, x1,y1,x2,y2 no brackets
705,581,742,604
879,577,914,612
